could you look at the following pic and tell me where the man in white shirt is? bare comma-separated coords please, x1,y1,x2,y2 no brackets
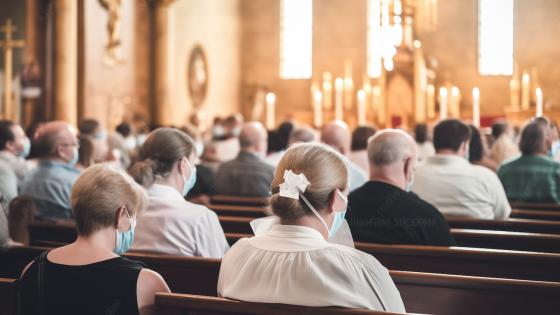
321,121,368,192
414,119,511,219
0,120,31,185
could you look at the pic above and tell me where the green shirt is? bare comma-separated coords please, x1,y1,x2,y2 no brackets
497,155,560,203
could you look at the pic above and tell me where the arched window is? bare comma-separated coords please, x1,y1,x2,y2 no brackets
279,0,313,79
478,0,514,75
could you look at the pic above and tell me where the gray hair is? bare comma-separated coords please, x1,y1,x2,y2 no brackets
367,129,415,166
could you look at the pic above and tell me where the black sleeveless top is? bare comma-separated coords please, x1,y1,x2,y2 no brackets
19,251,145,315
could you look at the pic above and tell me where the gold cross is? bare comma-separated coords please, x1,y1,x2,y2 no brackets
0,19,25,120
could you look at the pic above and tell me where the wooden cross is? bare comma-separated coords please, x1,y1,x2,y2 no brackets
0,19,25,120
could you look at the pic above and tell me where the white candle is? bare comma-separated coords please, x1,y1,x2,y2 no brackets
313,91,323,127
536,88,543,118
439,87,448,120
521,73,530,111
472,87,480,128
451,86,460,118
357,89,366,126
322,72,333,110
510,78,520,108
265,92,276,130
335,78,344,121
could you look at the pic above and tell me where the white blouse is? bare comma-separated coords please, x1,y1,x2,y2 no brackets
132,184,230,258
217,225,405,313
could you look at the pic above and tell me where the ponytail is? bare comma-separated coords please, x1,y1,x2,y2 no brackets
128,158,157,188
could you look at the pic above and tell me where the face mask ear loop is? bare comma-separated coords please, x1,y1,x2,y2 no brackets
300,193,331,236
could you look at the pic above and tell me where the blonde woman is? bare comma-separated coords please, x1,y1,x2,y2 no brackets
19,164,170,315
218,143,405,313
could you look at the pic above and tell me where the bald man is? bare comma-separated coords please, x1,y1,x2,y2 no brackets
321,121,367,191
21,121,80,219
214,122,274,197
346,129,455,246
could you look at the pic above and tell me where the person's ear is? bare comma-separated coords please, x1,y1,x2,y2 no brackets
178,157,188,176
326,190,337,215
115,206,128,231
403,156,413,179
5,140,16,153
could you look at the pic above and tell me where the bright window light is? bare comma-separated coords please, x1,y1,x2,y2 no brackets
478,0,514,75
279,0,313,79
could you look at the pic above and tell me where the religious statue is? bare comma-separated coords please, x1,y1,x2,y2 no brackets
187,45,208,108
99,0,125,66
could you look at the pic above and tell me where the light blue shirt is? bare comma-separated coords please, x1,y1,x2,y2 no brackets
21,160,80,220
0,160,17,210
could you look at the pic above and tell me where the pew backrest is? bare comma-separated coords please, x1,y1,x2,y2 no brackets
0,278,18,315
511,209,560,221
447,217,560,234
155,293,398,315
451,228,560,253
210,195,270,207
510,202,560,211
208,205,270,218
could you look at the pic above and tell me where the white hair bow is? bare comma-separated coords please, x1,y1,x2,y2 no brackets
279,170,310,200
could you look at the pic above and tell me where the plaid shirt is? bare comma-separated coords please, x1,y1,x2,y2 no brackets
498,155,560,203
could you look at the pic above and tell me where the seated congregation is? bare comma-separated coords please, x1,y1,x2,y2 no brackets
1,115,560,314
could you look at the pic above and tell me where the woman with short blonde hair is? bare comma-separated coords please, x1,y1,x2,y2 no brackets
218,143,405,312
19,164,170,315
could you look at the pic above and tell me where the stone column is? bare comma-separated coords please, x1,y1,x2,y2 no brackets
152,0,175,125
53,0,77,126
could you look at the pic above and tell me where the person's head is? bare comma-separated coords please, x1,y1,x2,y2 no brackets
128,128,197,196
270,143,348,238
491,120,511,140
533,116,554,151
367,129,417,191
78,119,103,138
71,164,148,253
116,122,132,138
277,121,295,150
468,125,485,163
288,126,317,146
351,126,376,151
267,130,283,154
321,120,352,155
239,122,268,157
414,123,429,144
519,122,548,156
433,119,471,157
0,120,29,158
223,114,244,137
77,135,95,169
34,121,79,164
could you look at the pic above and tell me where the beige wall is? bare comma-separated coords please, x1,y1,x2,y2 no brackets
80,0,137,130
170,0,241,127
241,0,560,124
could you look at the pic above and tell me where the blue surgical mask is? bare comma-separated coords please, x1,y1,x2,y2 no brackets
114,208,136,255
329,191,348,237
18,138,31,159
182,160,197,196
68,147,79,166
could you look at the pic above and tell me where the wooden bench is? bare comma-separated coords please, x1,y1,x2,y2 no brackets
155,293,398,315
510,202,560,211
511,209,560,221
2,247,559,314
208,205,270,218
210,195,270,207
451,228,560,253
447,217,560,234
0,278,17,315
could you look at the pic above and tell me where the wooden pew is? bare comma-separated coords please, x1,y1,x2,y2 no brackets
510,202,560,211
208,205,270,218
355,242,560,282
210,195,270,207
28,220,76,246
447,217,560,234
0,278,17,315
451,228,560,253
511,209,560,221
155,293,398,315
2,247,559,314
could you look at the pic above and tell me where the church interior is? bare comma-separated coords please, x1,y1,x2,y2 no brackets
1,0,560,314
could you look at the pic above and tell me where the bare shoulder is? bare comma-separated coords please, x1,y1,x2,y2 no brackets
138,268,170,292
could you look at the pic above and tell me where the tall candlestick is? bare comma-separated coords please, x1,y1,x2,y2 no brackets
450,86,460,118
536,87,543,118
357,89,366,126
313,91,323,127
426,84,435,119
322,72,333,110
344,61,353,110
335,77,344,121
521,73,530,111
510,77,520,108
439,87,447,120
265,92,276,130
472,87,480,128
